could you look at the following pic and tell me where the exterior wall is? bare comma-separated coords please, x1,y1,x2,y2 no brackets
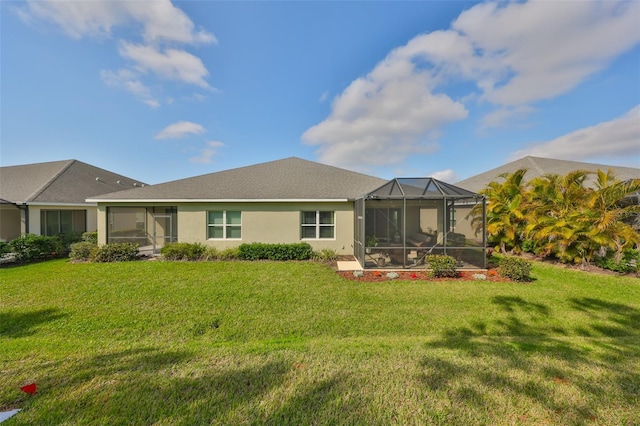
0,204,97,241
0,204,21,242
96,201,356,254
28,205,97,236
179,202,354,254
97,205,108,245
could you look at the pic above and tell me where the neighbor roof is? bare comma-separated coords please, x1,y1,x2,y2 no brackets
0,160,145,205
456,156,640,193
88,157,387,202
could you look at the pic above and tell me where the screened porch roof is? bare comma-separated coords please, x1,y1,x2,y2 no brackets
364,177,481,200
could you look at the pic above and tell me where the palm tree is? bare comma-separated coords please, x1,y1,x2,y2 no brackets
469,168,529,253
525,170,593,263
526,169,640,264
586,170,640,260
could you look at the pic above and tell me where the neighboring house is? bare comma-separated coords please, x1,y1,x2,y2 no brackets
88,157,487,269
0,160,145,242
456,156,640,194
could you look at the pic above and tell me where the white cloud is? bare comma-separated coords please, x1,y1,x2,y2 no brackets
302,57,468,169
21,0,216,44
451,0,640,106
19,0,216,103
100,68,160,108
429,169,459,183
190,141,225,164
510,105,640,161
479,106,535,130
303,0,640,169
155,121,207,140
119,42,210,88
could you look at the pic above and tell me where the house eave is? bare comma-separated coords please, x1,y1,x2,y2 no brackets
24,202,97,207
86,198,351,203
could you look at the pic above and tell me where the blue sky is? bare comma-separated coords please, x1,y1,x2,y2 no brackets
1,0,639,185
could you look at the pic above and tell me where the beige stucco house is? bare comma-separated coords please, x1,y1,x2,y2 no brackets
0,160,144,242
88,157,487,269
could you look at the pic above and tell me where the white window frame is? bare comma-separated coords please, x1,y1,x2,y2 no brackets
301,210,335,240
207,210,242,240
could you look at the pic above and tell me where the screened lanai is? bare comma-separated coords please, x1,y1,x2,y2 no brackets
354,178,486,269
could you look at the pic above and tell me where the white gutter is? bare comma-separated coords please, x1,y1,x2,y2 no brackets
27,202,97,207
85,198,350,203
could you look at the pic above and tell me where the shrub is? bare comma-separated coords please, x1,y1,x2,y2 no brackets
595,248,639,273
82,232,98,244
92,243,139,263
238,243,313,261
0,241,10,256
8,234,63,262
425,254,458,278
386,271,399,280
218,247,240,260
57,232,83,254
69,241,97,261
498,256,532,281
312,248,338,262
160,242,206,261
201,247,220,261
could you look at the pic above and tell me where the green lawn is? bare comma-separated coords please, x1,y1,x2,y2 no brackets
1,259,639,425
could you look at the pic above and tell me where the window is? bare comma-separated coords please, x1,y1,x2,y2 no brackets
207,211,241,239
301,211,335,239
40,210,86,236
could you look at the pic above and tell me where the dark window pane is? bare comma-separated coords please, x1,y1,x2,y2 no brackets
301,226,316,239
227,226,242,239
319,226,334,239
302,211,316,224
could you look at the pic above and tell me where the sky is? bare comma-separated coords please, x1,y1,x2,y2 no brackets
1,0,639,185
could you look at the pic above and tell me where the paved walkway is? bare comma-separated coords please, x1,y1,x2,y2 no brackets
336,260,362,271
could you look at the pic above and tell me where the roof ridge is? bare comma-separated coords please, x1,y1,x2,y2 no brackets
525,156,546,176
27,159,76,202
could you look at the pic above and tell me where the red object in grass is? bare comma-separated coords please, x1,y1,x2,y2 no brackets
20,383,36,394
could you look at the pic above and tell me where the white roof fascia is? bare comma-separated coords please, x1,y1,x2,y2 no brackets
28,202,97,207
86,198,351,203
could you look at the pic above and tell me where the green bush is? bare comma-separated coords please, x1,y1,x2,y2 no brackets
238,243,313,261
218,247,240,260
498,256,533,281
160,243,206,261
69,241,97,261
8,234,63,262
82,232,98,244
57,232,83,254
312,248,338,262
92,243,139,263
0,241,10,256
595,249,639,273
425,254,458,278
201,246,219,261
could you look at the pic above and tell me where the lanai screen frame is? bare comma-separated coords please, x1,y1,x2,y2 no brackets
354,178,486,270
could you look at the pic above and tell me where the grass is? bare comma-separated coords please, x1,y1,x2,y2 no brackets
1,259,639,425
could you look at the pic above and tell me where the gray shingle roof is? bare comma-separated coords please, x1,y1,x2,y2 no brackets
0,160,144,204
456,156,640,193
88,157,387,202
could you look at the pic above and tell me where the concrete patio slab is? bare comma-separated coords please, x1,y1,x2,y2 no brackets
336,260,363,271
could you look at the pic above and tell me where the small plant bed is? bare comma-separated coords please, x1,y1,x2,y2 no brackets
338,268,508,282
